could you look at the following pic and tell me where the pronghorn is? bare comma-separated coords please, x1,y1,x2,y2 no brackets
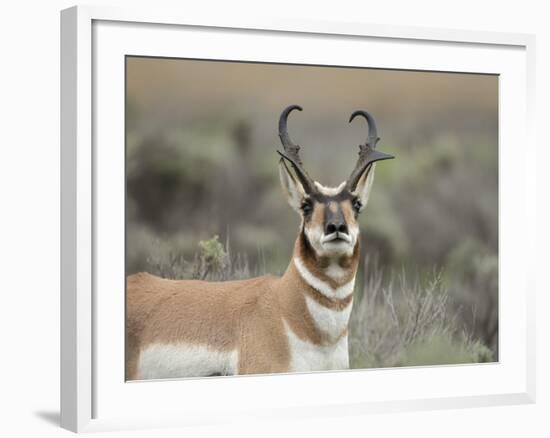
126,105,394,380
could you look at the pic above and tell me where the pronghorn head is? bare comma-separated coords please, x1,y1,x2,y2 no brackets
277,105,394,259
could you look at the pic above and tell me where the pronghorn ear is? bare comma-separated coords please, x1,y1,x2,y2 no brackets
352,164,376,211
278,159,306,212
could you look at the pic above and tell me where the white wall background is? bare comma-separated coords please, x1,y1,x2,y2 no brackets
0,0,547,436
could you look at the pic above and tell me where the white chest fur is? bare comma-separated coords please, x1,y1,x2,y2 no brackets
287,257,355,372
305,295,353,343
284,295,352,372
284,319,350,372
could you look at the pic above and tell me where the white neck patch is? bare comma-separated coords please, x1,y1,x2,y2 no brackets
294,257,355,300
314,181,346,196
325,263,348,281
305,295,353,343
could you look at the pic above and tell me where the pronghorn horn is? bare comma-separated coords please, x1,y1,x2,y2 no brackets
346,110,395,192
277,105,316,194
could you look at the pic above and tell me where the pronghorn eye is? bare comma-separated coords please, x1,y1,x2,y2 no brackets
352,198,363,213
301,200,313,215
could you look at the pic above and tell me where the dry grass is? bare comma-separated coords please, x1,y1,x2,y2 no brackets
349,257,493,368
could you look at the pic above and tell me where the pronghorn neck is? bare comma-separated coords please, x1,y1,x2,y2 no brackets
276,232,359,351
291,230,360,293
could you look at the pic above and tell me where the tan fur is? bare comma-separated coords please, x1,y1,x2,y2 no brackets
126,232,359,379
127,273,287,378
340,200,356,227
311,202,325,229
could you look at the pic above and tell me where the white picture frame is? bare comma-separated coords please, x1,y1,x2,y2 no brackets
60,4,536,433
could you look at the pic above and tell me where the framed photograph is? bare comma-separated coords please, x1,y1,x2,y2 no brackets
61,5,536,433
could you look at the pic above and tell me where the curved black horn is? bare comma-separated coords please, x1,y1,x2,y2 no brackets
349,110,379,148
346,110,394,192
279,104,303,162
277,105,315,194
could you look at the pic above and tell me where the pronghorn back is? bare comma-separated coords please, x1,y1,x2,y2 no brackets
126,272,289,379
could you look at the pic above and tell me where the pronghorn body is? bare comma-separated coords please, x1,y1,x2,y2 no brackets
126,235,358,379
126,105,394,380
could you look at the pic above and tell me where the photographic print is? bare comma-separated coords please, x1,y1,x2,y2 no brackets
125,57,498,381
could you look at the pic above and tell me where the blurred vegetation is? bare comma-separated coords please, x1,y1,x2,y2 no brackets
126,57,499,366
350,258,493,368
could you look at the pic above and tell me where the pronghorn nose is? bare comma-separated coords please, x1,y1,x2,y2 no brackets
325,222,348,235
